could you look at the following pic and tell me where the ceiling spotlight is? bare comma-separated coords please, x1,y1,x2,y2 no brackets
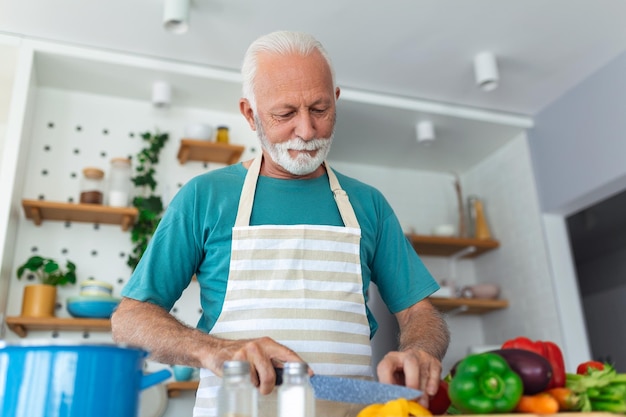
163,0,190,34
473,51,499,92
416,121,435,145
152,81,172,108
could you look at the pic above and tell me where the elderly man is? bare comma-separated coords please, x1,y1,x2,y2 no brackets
112,31,449,417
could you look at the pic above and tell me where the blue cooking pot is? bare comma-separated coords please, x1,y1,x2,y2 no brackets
0,341,172,417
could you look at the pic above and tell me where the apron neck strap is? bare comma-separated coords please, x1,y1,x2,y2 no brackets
235,155,360,228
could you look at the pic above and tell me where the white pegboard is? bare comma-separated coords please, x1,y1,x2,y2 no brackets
6,86,260,341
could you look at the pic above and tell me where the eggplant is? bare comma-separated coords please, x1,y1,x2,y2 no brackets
489,348,553,394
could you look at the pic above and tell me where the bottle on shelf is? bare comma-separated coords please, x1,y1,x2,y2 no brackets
217,360,258,417
80,167,105,204
277,362,315,417
107,157,132,207
468,196,492,240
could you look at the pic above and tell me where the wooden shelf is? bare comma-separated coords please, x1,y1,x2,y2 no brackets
22,199,138,231
430,297,508,315
406,234,499,258
177,139,245,165
166,381,199,398
5,316,111,337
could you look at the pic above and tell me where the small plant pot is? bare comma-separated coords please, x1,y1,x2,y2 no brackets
21,284,57,317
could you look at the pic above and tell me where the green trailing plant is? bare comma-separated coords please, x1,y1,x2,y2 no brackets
16,256,77,286
128,130,169,270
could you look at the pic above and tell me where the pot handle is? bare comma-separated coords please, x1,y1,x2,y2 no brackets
140,369,172,390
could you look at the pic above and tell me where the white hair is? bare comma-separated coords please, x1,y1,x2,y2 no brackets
241,31,336,112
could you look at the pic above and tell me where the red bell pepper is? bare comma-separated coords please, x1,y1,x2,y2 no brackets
501,336,566,388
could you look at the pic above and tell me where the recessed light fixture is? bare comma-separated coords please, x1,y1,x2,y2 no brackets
416,121,435,145
163,0,190,34
473,51,499,92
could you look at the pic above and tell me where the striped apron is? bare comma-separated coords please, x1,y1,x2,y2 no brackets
193,155,372,417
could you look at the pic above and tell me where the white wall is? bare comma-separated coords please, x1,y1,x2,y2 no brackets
529,49,626,215
463,133,564,345
0,41,18,161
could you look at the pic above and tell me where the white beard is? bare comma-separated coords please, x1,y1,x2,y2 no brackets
255,115,334,176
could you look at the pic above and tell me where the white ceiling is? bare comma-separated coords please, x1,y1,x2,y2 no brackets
2,0,626,173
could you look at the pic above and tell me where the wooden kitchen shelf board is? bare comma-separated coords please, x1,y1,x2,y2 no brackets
5,316,111,338
22,199,138,231
430,297,508,315
167,381,199,398
177,139,245,165
406,234,499,258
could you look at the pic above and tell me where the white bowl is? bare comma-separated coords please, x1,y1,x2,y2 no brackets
184,123,214,140
79,280,113,297
432,224,455,237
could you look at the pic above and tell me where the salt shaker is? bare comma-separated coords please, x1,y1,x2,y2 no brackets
277,362,315,417
108,157,132,207
217,361,258,417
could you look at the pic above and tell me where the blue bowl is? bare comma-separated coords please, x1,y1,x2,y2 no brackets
66,295,121,318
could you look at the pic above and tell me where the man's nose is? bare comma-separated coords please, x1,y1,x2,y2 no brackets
293,112,316,140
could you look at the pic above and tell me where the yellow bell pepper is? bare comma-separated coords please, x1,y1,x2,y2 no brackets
357,398,432,417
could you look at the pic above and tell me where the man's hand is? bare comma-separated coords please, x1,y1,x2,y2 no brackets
376,298,450,408
212,337,306,394
376,349,442,408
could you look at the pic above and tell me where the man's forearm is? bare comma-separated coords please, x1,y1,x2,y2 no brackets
396,299,450,360
111,297,221,368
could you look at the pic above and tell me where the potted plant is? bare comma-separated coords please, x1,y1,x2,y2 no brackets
16,255,77,317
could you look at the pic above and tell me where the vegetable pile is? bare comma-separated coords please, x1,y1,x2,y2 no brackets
567,361,626,413
358,336,626,416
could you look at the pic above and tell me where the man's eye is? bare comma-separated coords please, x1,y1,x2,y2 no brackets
311,108,326,114
276,112,295,119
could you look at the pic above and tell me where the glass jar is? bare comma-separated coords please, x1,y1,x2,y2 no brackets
468,196,492,240
278,362,315,417
80,167,104,204
216,126,230,143
108,157,132,207
217,361,258,417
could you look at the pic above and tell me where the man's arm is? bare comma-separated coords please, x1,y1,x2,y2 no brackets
376,298,450,401
111,297,304,394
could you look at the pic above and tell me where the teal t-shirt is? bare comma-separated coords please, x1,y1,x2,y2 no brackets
122,163,439,338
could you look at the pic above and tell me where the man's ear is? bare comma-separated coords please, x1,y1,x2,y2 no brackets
239,98,257,130
335,86,341,101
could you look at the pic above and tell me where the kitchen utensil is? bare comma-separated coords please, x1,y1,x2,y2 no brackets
184,123,214,140
274,367,422,404
79,279,114,297
138,381,169,417
172,364,195,381
432,224,455,237
66,294,121,318
0,341,171,417
461,283,501,299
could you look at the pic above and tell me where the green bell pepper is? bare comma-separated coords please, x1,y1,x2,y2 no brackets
449,352,523,414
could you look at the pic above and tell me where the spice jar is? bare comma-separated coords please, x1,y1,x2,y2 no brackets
108,157,132,207
80,167,104,204
216,126,229,143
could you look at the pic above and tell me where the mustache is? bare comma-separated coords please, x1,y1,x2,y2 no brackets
276,137,331,151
